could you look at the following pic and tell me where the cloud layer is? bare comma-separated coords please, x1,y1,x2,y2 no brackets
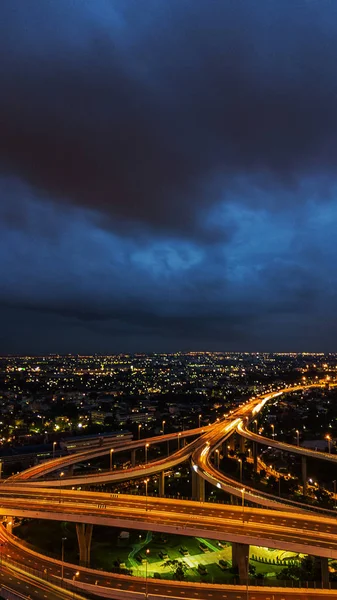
1,1,337,352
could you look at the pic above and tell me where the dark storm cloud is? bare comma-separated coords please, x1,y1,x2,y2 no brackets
2,1,337,353
1,1,337,236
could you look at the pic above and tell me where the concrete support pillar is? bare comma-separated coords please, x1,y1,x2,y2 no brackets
159,471,165,496
76,523,93,567
191,468,198,500
222,441,228,458
167,440,170,456
198,476,205,502
191,469,205,501
228,435,235,452
321,557,329,588
252,442,258,471
232,542,249,583
301,455,307,496
131,449,136,467
68,464,74,476
239,435,245,453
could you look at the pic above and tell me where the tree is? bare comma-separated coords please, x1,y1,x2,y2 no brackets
164,559,188,580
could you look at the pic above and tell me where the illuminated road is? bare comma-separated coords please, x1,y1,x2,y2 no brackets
1,527,337,600
237,418,337,463
192,383,337,509
2,487,337,559
8,426,203,482
3,381,337,599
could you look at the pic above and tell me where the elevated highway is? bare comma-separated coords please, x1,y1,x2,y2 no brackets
8,427,203,482
3,380,337,598
8,400,263,488
1,522,336,600
1,486,337,560
237,419,337,463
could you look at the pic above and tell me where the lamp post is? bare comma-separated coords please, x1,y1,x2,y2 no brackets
162,420,166,435
241,487,245,521
144,478,149,512
145,443,149,464
333,480,336,510
59,471,64,503
145,548,150,599
138,424,142,440
110,448,114,471
271,424,275,440
215,449,220,469
53,441,57,458
326,434,332,453
178,432,181,450
296,430,300,447
61,536,67,581
0,460,3,480
198,414,202,428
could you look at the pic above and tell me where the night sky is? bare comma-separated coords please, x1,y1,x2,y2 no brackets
1,1,337,354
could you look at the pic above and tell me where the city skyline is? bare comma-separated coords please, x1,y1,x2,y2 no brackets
2,1,337,353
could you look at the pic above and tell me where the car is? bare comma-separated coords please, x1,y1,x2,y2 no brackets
179,546,189,556
197,564,207,575
218,559,229,570
159,551,169,560
199,542,208,552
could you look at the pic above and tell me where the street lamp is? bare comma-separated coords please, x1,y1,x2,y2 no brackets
61,537,67,581
326,434,332,453
145,548,150,599
162,420,166,435
241,487,245,520
144,478,149,511
296,430,300,447
271,424,275,440
59,471,64,503
110,448,114,471
138,424,142,440
145,443,149,464
333,480,336,510
53,441,57,458
178,432,181,450
198,414,202,428
215,449,220,469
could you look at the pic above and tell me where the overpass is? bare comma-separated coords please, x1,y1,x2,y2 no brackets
8,426,203,482
1,486,337,581
3,381,337,598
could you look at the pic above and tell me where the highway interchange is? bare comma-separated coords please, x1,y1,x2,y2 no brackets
1,382,337,599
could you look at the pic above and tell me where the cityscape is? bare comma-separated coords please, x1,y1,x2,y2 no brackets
2,2,337,600
0,354,336,598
